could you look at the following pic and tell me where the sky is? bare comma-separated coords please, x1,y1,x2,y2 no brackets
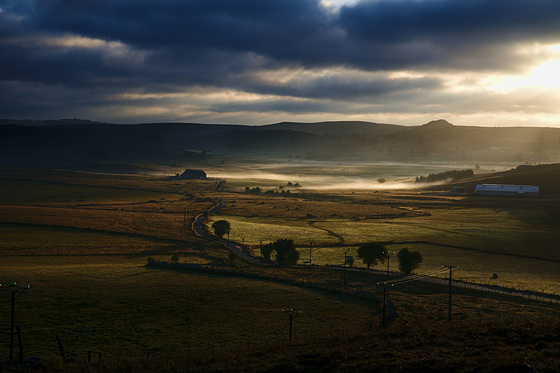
2,0,560,127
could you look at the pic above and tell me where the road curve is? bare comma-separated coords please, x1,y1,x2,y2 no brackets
192,200,265,265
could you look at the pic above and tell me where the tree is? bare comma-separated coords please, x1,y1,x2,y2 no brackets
261,243,275,262
211,220,231,239
357,242,386,269
273,239,300,265
397,248,423,274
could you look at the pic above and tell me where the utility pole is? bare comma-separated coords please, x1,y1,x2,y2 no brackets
383,251,394,280
1,283,30,362
442,266,459,320
309,240,312,265
281,309,301,342
341,248,351,287
377,282,393,328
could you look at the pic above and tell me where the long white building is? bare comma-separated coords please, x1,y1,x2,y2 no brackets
474,184,539,196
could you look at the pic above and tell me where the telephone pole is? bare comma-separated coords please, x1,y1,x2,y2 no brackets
281,309,301,342
383,251,394,280
1,283,30,362
442,266,459,320
340,248,352,287
377,282,393,328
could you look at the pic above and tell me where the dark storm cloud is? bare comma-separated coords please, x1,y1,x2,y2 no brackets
1,0,560,121
338,0,560,71
239,74,443,102
27,0,560,70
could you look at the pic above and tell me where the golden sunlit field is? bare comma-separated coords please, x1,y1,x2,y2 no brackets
0,164,559,371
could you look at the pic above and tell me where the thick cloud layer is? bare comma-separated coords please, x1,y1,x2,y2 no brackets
1,0,560,124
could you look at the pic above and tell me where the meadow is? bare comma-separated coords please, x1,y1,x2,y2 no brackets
0,255,378,360
209,196,560,293
1,164,559,367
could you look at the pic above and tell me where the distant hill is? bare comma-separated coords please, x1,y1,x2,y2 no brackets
263,120,403,136
2,118,560,168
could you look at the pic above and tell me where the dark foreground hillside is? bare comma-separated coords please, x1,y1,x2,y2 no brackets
35,316,560,373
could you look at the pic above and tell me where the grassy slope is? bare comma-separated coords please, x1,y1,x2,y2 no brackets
0,256,378,359
40,316,560,373
1,166,559,371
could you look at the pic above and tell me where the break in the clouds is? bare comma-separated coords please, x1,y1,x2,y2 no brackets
2,0,560,126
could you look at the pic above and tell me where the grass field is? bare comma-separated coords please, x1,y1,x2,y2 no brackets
0,256,377,360
208,203,560,293
0,179,187,205
1,165,560,368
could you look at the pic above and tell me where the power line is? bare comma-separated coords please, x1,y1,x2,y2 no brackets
379,267,448,287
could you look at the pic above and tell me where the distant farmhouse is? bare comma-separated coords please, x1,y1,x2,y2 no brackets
474,184,539,196
450,187,468,194
179,169,207,179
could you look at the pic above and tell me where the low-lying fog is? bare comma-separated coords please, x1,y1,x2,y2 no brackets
206,161,515,190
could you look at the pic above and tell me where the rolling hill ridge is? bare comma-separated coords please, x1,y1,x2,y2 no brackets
1,119,560,168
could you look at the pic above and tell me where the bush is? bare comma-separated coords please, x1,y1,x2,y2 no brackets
357,242,386,269
397,248,422,274
212,220,231,238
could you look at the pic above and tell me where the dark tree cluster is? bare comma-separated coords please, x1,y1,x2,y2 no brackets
415,169,474,183
357,242,386,269
261,239,300,265
264,189,305,198
211,220,231,238
357,242,423,274
397,248,423,274
245,187,262,194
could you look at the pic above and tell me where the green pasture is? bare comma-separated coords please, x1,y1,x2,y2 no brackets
0,256,377,360
209,216,336,245
274,243,560,294
210,207,560,259
211,207,560,294
387,243,560,295
0,179,184,205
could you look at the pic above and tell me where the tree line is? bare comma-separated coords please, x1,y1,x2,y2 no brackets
415,169,474,183
211,220,422,272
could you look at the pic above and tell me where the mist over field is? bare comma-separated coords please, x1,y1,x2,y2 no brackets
207,160,512,190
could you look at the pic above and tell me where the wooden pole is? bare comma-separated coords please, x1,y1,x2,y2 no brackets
10,290,15,362
382,287,387,328
16,324,23,364
56,334,65,361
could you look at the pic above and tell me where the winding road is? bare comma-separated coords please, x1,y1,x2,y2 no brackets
191,199,265,265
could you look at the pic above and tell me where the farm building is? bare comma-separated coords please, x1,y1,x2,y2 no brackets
474,184,539,196
179,169,207,179
450,187,468,194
